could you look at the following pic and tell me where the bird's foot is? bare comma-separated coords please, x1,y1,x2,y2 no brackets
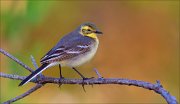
81,77,94,92
58,77,65,88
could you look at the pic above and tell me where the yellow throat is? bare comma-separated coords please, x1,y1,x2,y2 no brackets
85,33,98,39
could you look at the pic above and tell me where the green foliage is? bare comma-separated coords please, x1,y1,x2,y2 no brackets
26,1,53,24
1,1,54,39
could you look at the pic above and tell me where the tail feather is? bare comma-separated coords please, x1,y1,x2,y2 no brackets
19,63,49,86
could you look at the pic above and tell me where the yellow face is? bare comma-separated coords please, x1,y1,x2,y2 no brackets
80,25,102,39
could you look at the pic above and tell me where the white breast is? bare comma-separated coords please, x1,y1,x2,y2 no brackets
65,39,99,67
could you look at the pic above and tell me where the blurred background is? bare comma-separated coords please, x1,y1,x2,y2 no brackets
0,0,179,103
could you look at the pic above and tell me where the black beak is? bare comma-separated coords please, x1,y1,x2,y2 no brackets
95,31,103,35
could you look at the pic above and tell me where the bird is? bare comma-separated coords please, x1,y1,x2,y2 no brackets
19,22,102,86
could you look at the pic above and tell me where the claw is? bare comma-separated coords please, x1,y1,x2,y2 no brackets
81,78,86,92
58,77,64,88
81,77,94,92
82,84,86,92
59,84,63,88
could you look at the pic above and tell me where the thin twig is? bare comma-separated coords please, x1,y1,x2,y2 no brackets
30,55,38,69
3,84,43,104
0,49,178,104
0,49,33,72
30,55,43,77
93,68,103,78
2,55,44,104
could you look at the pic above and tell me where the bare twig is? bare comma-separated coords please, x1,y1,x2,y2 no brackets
0,49,33,72
30,55,38,69
2,55,44,104
0,48,178,104
93,68,103,78
3,84,43,104
30,55,43,77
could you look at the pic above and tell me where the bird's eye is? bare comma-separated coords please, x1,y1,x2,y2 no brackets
82,29,92,34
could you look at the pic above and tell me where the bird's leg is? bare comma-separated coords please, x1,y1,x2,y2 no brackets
72,67,86,79
72,67,94,92
72,67,94,79
58,64,64,87
59,64,64,79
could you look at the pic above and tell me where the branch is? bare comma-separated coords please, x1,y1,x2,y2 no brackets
1,54,44,104
0,72,177,104
93,68,103,78
0,49,33,72
3,84,43,104
0,48,178,104
30,55,43,77
30,55,38,69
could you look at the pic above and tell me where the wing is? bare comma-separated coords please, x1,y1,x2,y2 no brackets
40,41,92,64
40,31,79,62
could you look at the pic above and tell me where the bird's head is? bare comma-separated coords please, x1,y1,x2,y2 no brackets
79,22,103,39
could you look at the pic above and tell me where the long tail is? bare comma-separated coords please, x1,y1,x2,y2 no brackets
19,63,49,86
